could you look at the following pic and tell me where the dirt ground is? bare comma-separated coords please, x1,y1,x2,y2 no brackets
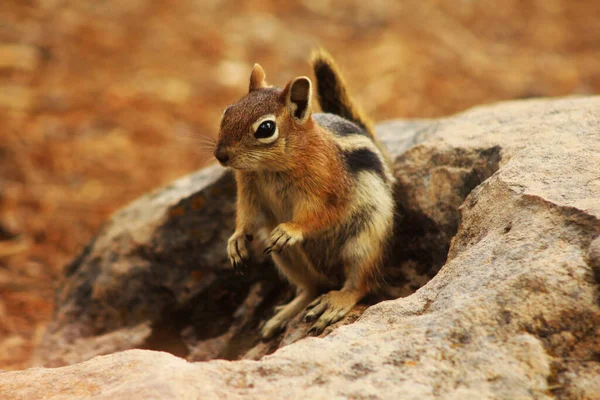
1,0,599,370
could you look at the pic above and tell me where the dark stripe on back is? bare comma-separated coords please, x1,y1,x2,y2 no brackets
343,148,385,180
314,113,369,138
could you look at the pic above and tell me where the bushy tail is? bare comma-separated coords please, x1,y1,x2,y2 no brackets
311,48,391,165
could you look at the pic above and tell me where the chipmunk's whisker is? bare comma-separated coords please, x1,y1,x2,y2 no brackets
196,147,217,154
176,134,218,151
177,132,217,142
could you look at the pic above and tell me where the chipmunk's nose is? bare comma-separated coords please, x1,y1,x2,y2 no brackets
214,147,230,164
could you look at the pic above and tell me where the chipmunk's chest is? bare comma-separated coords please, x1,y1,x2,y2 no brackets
254,173,302,222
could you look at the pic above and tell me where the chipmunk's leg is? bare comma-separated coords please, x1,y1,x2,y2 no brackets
228,172,261,272
260,250,320,339
304,233,384,335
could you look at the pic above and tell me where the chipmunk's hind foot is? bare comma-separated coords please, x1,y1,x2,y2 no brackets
260,290,315,339
304,289,359,335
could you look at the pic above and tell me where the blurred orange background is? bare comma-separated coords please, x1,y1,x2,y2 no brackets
1,0,599,370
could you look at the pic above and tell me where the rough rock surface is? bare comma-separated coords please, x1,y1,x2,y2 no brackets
5,96,598,399
3,0,600,372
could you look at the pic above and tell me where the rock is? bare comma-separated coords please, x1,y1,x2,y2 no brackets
16,96,599,399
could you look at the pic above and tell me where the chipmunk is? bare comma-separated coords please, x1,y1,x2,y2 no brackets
214,49,395,338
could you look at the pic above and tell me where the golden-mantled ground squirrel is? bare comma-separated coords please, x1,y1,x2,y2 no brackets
215,49,395,338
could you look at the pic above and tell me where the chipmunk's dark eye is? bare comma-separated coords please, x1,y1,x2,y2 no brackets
254,120,276,139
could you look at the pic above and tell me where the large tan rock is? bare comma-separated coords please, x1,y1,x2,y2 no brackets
5,96,598,399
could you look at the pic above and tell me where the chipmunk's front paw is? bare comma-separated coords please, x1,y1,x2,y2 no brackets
264,223,303,254
227,231,250,273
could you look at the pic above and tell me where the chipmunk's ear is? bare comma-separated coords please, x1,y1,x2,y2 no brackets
283,76,312,123
249,63,268,92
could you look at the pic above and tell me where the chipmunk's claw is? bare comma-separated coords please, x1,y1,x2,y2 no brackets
265,224,303,254
231,259,248,275
228,231,250,272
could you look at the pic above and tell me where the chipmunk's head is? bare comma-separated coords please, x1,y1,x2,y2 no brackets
214,64,314,171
